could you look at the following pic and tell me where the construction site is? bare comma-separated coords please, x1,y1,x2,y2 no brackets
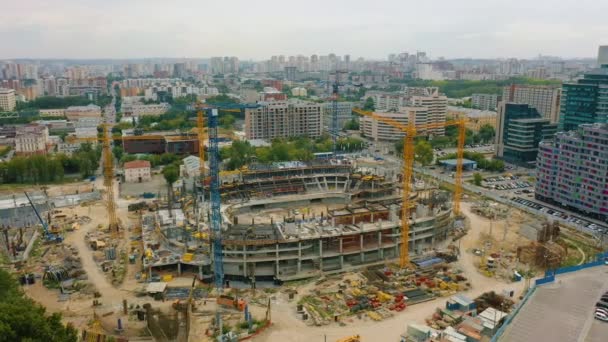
2,104,606,342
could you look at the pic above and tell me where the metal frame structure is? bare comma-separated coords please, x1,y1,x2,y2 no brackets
353,108,466,266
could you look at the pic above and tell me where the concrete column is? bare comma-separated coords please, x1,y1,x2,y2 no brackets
243,246,248,278
339,238,344,268
360,234,364,263
297,241,302,273
378,231,383,259
198,265,203,280
177,263,182,275
275,244,280,277
319,240,323,271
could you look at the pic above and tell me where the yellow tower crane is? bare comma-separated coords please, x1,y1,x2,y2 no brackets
352,108,466,266
68,129,198,234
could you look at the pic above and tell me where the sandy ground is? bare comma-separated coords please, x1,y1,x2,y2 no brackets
252,202,527,342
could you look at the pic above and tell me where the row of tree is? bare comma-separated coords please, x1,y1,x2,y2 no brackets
390,77,561,98
219,135,365,170
0,143,101,184
0,269,78,341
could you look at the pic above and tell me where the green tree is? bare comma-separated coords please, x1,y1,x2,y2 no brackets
162,165,179,216
478,124,496,143
0,269,78,342
473,172,483,186
363,97,375,111
414,140,434,166
112,146,124,161
219,114,236,130
343,119,360,131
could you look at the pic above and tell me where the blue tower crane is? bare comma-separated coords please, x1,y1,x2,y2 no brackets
24,191,62,243
207,108,224,291
200,102,260,292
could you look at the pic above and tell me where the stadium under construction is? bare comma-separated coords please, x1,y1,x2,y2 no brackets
141,159,457,283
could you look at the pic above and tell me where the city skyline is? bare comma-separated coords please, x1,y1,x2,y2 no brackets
1,0,607,60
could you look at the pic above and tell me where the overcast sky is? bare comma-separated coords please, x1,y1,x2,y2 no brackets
1,0,607,60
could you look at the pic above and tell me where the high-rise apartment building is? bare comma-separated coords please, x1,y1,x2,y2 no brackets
323,102,355,132
502,85,561,123
495,103,557,164
0,88,16,111
558,66,608,132
535,123,608,221
598,45,608,67
365,91,408,111
472,93,500,111
245,100,322,139
410,88,448,136
360,107,430,141
284,66,297,81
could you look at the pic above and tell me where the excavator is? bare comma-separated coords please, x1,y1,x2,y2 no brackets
336,335,361,342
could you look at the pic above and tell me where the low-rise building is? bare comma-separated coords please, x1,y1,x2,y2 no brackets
124,160,152,183
64,104,102,121
39,109,66,117
122,102,170,117
14,124,49,155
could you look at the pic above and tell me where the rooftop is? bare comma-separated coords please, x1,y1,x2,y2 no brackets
124,160,151,169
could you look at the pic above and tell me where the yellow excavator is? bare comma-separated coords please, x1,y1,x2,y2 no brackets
337,335,360,342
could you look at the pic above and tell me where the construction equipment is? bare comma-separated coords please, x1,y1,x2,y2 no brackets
24,191,62,243
336,335,361,342
352,108,466,267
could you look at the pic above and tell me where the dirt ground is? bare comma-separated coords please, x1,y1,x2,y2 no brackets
251,202,528,342
17,178,530,341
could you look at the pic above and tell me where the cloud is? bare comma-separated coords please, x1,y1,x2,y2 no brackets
0,0,606,59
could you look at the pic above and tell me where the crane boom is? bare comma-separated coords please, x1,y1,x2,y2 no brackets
352,107,466,266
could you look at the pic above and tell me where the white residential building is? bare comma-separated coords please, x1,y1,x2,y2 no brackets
0,88,16,112
365,91,408,111
360,107,430,141
245,100,322,139
124,160,152,183
15,124,49,155
410,88,448,136
472,93,500,111
323,102,355,132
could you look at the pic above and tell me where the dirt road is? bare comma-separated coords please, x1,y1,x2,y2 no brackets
65,203,126,302
254,202,527,342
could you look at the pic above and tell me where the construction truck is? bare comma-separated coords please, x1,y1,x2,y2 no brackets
217,295,246,311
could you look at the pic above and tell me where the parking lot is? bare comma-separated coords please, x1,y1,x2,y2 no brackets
500,267,608,342
511,197,608,235
483,175,533,193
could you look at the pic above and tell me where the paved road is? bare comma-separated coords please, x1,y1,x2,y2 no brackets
499,267,608,342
